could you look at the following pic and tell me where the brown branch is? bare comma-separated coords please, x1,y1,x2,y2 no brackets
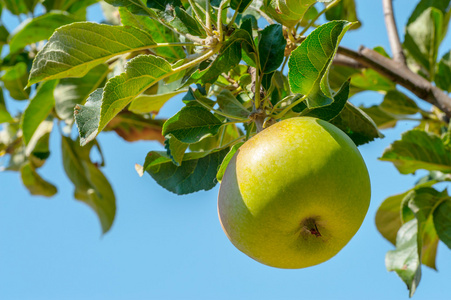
337,46,451,118
333,54,365,69
382,0,406,64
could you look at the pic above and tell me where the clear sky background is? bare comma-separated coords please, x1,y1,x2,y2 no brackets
1,1,451,299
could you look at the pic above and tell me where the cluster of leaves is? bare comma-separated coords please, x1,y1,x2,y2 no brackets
370,0,451,297
0,0,450,296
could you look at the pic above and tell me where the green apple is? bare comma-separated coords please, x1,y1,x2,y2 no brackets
218,117,371,269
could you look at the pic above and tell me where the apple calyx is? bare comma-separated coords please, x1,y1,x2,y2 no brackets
302,217,322,237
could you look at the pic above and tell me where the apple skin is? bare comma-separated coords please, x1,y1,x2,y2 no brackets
218,117,371,269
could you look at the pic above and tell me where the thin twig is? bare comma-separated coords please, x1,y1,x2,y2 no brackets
382,0,406,64
337,46,451,118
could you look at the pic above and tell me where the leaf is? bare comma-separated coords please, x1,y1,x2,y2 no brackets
380,130,451,174
54,64,110,125
2,0,28,15
330,102,383,146
162,105,222,143
189,124,242,152
231,0,253,13
288,21,353,108
404,7,443,79
376,192,408,245
25,119,53,166
118,7,185,61
433,199,451,249
104,111,165,143
0,88,13,123
21,80,57,145
75,55,173,146
325,0,361,29
164,135,188,166
350,68,396,92
128,89,186,114
304,80,350,121
407,0,451,37
28,23,157,86
0,25,9,46
386,219,421,297
2,62,30,100
20,163,57,197
143,147,229,195
189,29,254,84
258,24,286,74
216,142,244,182
61,136,116,234
264,0,317,28
361,106,398,129
216,90,249,119
8,12,81,54
380,90,419,115
147,0,182,10
435,51,451,93
104,0,154,16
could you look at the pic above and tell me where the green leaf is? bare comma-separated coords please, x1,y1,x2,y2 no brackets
435,51,451,93
169,7,204,37
0,25,9,46
189,124,242,152
8,12,81,54
25,119,53,166
75,55,173,146
304,80,350,121
325,0,361,29
2,0,28,15
54,64,109,125
143,147,229,195
0,88,13,123
129,89,186,114
28,23,157,86
404,7,443,79
216,142,244,182
21,80,57,145
407,0,451,37
380,90,419,115
350,68,396,92
147,0,182,10
386,219,421,297
288,21,353,108
190,29,254,84
376,192,408,245
20,162,57,197
258,24,286,74
164,135,188,166
104,0,154,16
231,0,253,13
361,106,398,129
162,105,222,143
61,136,116,234
216,89,249,119
330,102,383,146
433,199,451,249
118,7,185,61
2,62,30,100
380,130,451,174
264,0,317,28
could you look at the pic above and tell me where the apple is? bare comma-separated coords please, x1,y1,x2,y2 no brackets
217,117,371,269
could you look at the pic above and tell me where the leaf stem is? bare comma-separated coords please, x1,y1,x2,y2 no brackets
188,0,211,34
274,94,308,119
217,0,230,42
228,9,240,27
298,0,341,37
172,48,219,73
206,0,213,34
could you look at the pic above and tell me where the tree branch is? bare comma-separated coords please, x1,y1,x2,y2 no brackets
333,54,365,69
382,0,406,64
337,46,451,117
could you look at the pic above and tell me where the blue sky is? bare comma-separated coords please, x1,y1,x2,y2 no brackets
1,1,451,299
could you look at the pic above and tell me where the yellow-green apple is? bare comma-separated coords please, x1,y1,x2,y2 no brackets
218,117,371,269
